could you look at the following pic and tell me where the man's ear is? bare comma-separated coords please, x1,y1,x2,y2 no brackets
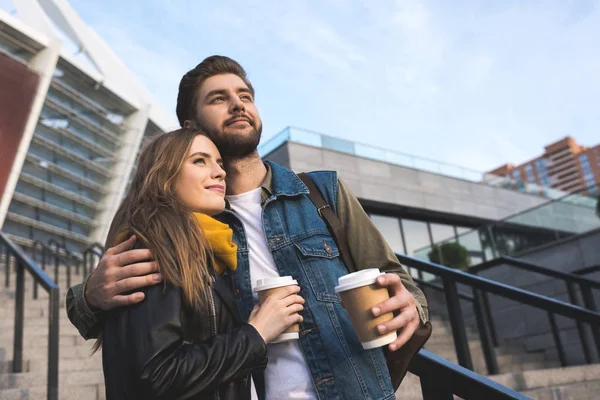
183,120,194,129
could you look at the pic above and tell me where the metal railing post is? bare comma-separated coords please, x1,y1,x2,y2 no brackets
580,283,600,360
473,289,499,375
13,260,25,373
480,290,498,347
4,252,10,288
47,287,60,400
443,278,473,371
566,281,592,364
66,259,71,289
548,312,567,366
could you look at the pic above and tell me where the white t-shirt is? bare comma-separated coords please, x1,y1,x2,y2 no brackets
227,188,317,400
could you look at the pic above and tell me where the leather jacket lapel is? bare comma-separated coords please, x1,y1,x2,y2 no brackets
213,276,243,324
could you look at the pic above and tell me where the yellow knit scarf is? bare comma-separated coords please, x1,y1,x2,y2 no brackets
115,213,237,275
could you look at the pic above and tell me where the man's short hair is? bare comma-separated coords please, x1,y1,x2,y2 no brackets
176,55,255,127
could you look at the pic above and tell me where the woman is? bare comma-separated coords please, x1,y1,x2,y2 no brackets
99,128,304,400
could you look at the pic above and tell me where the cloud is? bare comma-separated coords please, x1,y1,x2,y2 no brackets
67,0,600,175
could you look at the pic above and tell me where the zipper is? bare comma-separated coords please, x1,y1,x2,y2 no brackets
208,281,220,400
208,278,218,336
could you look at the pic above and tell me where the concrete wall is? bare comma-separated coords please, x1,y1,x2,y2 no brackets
279,142,548,221
424,228,600,365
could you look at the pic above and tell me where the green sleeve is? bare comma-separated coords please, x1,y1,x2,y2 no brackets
336,178,429,323
66,276,102,340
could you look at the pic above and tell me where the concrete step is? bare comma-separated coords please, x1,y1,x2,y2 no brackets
489,363,600,392
0,330,88,349
394,372,424,400
0,384,104,400
0,354,101,374
524,379,600,400
0,370,104,390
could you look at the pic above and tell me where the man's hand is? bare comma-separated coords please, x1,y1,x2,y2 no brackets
84,235,162,311
371,273,420,352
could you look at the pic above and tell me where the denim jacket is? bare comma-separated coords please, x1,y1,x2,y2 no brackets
217,161,396,400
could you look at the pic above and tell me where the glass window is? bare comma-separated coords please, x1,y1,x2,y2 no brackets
430,223,456,243
524,164,534,182
458,230,484,266
370,215,405,254
511,169,521,181
402,219,432,257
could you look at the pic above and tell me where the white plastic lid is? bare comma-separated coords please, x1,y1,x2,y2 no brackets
334,268,383,293
254,276,298,292
271,332,300,344
361,331,397,350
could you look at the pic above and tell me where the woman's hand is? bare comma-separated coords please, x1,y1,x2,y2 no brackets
248,285,304,344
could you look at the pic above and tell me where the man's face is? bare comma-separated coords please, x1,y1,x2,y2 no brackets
192,73,262,158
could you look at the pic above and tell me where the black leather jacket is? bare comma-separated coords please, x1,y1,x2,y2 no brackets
102,273,268,400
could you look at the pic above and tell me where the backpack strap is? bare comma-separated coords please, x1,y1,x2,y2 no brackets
297,172,356,272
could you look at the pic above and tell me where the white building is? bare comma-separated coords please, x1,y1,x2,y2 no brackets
0,0,177,252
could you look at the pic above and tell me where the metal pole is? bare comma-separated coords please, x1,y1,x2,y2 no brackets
480,291,498,347
66,260,71,289
4,252,10,288
12,260,25,373
580,284,600,361
473,289,499,375
443,278,473,370
47,287,60,400
33,246,39,300
53,253,59,285
548,312,567,367
566,281,592,364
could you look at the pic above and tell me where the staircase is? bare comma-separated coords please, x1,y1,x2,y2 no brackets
396,316,600,399
1,256,600,400
0,259,105,400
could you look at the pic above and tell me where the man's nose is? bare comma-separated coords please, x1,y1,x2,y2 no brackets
230,95,245,112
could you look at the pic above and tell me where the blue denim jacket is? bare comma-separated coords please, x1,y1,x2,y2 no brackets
217,161,395,400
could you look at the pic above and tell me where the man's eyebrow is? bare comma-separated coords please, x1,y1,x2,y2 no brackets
204,87,252,99
204,89,227,99
236,87,252,95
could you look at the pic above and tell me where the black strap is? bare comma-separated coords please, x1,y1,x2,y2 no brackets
297,173,356,272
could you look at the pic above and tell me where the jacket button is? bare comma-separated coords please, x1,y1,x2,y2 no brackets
234,289,240,296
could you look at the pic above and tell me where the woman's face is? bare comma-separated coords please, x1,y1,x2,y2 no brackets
174,135,226,216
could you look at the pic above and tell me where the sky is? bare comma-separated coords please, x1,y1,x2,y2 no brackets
9,0,600,173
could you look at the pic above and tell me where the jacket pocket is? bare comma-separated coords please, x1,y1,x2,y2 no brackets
294,233,348,303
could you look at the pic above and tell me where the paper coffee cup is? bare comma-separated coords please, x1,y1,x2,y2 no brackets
335,269,397,350
254,276,300,343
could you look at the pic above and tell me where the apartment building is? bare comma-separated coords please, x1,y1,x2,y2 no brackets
487,137,600,195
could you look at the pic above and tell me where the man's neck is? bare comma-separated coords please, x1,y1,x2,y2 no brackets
224,151,267,195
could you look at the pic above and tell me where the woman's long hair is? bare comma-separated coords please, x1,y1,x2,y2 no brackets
93,128,214,352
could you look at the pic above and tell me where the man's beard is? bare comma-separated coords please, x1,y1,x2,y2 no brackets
196,120,262,159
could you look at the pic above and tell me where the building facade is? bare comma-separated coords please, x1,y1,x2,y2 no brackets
0,0,176,252
259,127,599,277
487,137,600,195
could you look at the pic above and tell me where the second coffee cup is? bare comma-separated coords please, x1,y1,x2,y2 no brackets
335,268,397,350
254,276,301,344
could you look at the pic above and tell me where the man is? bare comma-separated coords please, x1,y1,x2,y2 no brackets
67,55,430,400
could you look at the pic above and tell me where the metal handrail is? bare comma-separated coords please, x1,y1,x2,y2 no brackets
398,253,600,374
409,350,528,399
471,256,600,290
1,232,59,400
572,265,600,276
469,256,600,364
82,243,104,278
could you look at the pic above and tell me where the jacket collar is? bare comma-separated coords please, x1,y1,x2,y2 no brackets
263,160,309,198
